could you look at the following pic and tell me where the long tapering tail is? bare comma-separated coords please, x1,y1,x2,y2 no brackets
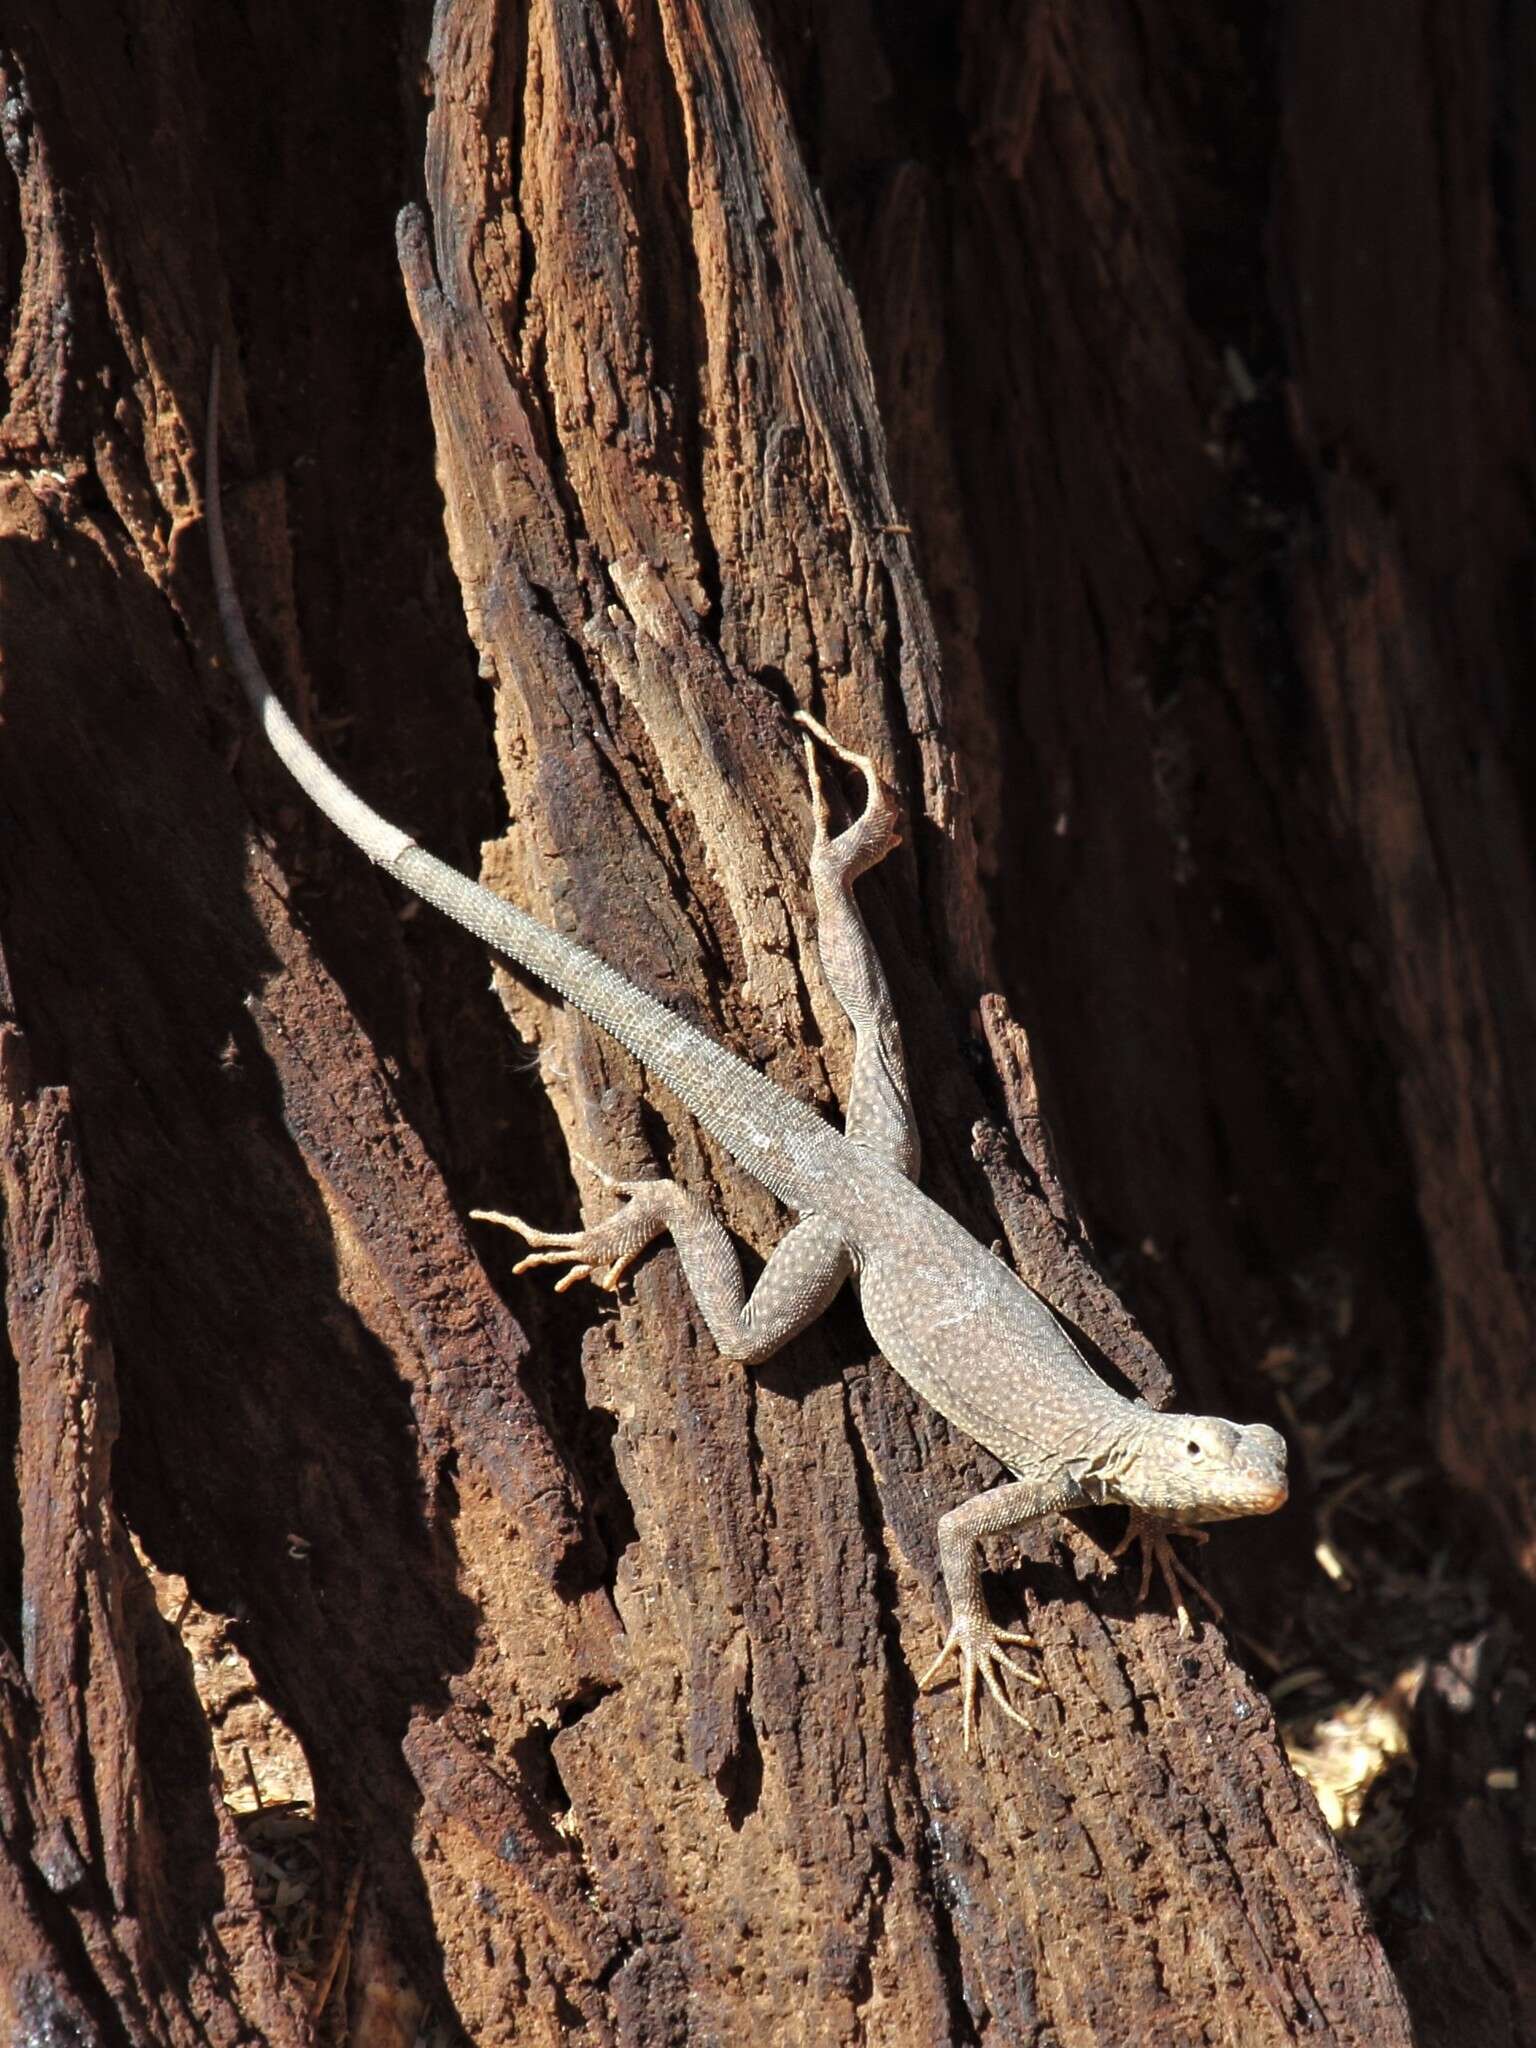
206,351,417,871
203,352,834,1203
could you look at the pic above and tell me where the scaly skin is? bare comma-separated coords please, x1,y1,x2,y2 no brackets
206,355,1288,1750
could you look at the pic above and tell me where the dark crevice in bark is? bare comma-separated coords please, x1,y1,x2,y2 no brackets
3,0,1526,2041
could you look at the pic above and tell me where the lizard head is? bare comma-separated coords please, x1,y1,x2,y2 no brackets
1114,1412,1289,1523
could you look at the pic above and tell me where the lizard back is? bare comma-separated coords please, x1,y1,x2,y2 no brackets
825,1147,1131,1472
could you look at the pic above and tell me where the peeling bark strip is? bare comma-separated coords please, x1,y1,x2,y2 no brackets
0,1012,303,2042
4,0,1524,2041
388,7,1408,2041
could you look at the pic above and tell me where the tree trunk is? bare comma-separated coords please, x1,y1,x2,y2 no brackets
0,2,1526,2044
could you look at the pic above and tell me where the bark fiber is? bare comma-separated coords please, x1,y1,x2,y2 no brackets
1,1,1529,2043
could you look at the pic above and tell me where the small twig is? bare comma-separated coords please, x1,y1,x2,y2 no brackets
308,1861,365,2021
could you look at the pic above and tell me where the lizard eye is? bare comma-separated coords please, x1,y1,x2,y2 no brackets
1186,1439,1204,1459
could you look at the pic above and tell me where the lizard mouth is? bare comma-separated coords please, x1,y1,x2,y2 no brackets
1178,1476,1286,1524
1241,1449,1289,1516
1230,1421,1288,1517
1173,1427,1288,1523
1195,1453,1288,1522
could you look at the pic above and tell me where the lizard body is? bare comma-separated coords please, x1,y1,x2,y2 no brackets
205,355,1286,1745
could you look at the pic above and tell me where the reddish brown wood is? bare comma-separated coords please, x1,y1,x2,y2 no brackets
1,0,1525,2042
0,1007,303,2043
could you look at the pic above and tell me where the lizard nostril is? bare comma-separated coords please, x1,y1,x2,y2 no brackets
1255,1470,1289,1512
1243,1425,1288,1479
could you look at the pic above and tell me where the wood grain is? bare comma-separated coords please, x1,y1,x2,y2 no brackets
2,0,1524,2041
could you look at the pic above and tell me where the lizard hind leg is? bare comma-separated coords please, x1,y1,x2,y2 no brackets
474,1169,853,1366
792,711,920,1181
472,1172,679,1295
793,710,903,883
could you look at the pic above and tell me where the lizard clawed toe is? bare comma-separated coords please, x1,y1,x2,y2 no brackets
469,1205,654,1296
919,1615,1043,1750
566,1147,657,1200
1111,1513,1223,1635
792,706,868,773
794,709,902,873
212,362,1294,1782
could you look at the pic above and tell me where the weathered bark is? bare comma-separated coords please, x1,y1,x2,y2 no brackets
0,1,1526,2044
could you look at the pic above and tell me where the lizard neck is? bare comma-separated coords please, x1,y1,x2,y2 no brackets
1076,1406,1164,1507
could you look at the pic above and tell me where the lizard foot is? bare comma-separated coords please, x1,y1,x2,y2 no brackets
1111,1513,1224,1636
918,1612,1044,1751
794,709,902,880
471,1173,676,1295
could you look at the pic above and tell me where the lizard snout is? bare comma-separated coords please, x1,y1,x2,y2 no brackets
1240,1422,1288,1514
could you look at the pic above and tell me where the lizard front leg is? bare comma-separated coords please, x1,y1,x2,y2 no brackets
474,1172,851,1365
1110,1513,1222,1635
920,1478,1074,1750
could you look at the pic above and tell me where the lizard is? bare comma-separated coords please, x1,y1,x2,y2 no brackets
204,353,1288,1748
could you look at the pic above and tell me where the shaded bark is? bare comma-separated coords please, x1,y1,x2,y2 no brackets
0,1,1526,2043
